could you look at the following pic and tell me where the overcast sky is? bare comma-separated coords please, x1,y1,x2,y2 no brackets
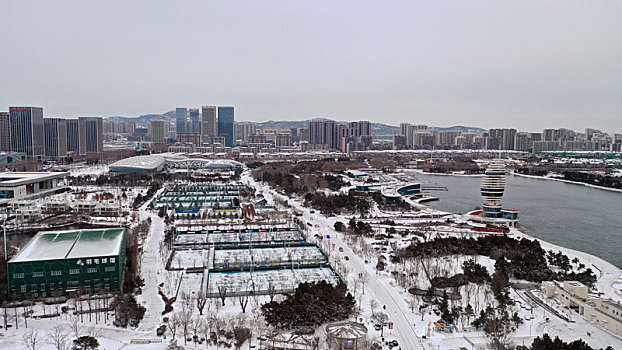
1,1,621,132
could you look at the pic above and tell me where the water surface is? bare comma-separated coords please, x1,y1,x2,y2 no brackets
416,173,622,268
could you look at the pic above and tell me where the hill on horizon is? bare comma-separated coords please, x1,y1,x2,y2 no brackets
106,112,485,134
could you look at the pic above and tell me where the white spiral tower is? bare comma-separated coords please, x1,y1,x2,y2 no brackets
480,159,506,218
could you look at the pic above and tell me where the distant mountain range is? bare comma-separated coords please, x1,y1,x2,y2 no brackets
106,112,485,135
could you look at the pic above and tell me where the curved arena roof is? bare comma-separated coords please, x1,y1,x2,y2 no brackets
110,154,243,172
109,155,166,172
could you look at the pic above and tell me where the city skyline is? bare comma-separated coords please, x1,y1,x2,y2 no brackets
1,1,621,132
3,104,622,137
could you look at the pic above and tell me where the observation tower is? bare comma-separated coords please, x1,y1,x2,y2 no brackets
466,159,519,228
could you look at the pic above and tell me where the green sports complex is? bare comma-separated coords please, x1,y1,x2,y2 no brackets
7,228,126,299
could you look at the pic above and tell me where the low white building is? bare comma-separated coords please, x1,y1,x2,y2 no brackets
0,172,68,203
542,281,622,336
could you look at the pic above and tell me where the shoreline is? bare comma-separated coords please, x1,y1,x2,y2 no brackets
412,169,484,177
510,225,622,301
512,172,622,193
415,168,622,193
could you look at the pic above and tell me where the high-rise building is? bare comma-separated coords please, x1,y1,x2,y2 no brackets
240,122,256,142
176,108,188,135
298,128,310,143
201,106,218,142
189,108,201,134
78,117,103,155
248,134,267,144
309,120,336,149
480,159,506,218
44,118,68,159
177,133,201,147
9,106,45,159
290,127,299,143
217,107,235,147
436,131,462,147
399,123,427,148
66,119,80,153
125,122,136,135
0,112,10,151
514,132,531,152
148,119,167,144
275,133,292,148
357,121,372,137
488,129,517,150
103,120,115,134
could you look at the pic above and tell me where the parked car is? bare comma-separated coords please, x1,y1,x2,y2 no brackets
344,256,349,261
339,247,344,252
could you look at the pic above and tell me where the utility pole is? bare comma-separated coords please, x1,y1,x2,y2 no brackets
3,209,7,259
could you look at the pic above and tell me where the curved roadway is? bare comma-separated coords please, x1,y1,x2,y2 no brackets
243,173,424,350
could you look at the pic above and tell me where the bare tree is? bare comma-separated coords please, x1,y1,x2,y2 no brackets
69,315,81,339
371,312,389,337
196,291,207,315
22,329,40,350
369,299,378,316
407,295,418,314
86,324,103,338
166,312,181,340
180,309,193,344
201,316,213,347
218,285,228,306
2,302,7,330
238,291,250,314
267,280,277,302
47,325,69,350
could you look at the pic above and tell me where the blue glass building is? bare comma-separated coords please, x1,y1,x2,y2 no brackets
176,107,188,135
217,107,234,147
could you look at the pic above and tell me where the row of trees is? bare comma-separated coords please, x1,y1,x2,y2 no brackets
132,181,162,209
304,192,371,216
164,295,259,349
399,236,597,287
21,321,101,350
526,334,614,350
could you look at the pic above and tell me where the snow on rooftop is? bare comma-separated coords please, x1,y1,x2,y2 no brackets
109,155,166,170
326,321,368,339
10,228,125,263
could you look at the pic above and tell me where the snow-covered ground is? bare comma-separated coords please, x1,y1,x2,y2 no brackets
2,166,621,350
242,170,622,349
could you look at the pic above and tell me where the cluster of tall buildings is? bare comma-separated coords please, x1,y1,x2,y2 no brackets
305,120,372,152
0,107,103,160
394,123,622,152
174,106,235,147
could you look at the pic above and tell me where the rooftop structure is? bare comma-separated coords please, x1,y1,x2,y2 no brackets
11,228,125,262
326,321,368,350
109,154,244,172
109,154,166,172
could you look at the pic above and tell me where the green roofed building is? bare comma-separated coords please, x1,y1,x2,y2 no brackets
7,228,126,299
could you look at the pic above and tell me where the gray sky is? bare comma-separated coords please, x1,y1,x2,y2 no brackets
1,1,621,132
